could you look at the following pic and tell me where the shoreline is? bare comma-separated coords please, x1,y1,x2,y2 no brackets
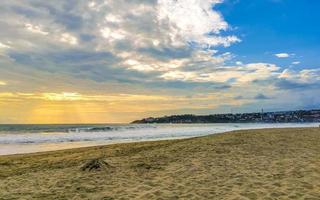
0,136,192,157
0,123,318,156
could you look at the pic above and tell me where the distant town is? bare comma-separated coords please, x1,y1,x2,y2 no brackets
132,109,320,124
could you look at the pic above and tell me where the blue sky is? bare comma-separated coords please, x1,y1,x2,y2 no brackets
0,0,319,123
217,0,320,68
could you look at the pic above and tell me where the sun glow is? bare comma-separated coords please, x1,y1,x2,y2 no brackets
42,92,84,101
0,91,248,123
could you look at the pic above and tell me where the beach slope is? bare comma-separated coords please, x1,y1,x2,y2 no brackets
1,128,320,199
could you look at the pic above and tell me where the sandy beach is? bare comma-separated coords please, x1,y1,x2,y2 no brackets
1,128,320,199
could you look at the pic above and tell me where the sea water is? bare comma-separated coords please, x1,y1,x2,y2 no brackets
0,123,318,155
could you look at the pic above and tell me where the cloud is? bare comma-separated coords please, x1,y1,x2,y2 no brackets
234,95,244,100
25,23,49,35
275,79,313,90
0,42,11,49
60,33,78,45
292,61,300,65
276,68,320,90
233,94,272,100
279,68,320,83
0,81,7,86
0,0,240,78
274,53,290,58
160,62,280,84
254,93,272,100
41,92,172,102
158,0,240,48
0,42,11,57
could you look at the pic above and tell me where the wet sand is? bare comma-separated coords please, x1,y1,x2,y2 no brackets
1,128,320,199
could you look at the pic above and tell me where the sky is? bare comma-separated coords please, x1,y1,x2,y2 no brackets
0,0,319,123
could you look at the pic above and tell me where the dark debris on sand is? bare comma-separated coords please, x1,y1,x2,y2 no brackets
80,158,114,172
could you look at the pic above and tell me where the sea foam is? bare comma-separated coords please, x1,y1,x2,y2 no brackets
0,123,318,145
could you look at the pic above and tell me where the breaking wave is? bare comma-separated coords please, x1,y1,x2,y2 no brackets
0,123,318,145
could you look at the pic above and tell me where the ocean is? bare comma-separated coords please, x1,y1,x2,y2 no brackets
0,123,318,155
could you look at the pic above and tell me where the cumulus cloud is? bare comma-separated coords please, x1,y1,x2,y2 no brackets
158,0,240,47
0,0,239,74
0,1,315,91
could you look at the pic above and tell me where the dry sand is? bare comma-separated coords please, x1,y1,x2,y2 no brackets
1,128,320,200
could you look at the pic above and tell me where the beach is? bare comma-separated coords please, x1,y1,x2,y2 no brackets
1,127,320,199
